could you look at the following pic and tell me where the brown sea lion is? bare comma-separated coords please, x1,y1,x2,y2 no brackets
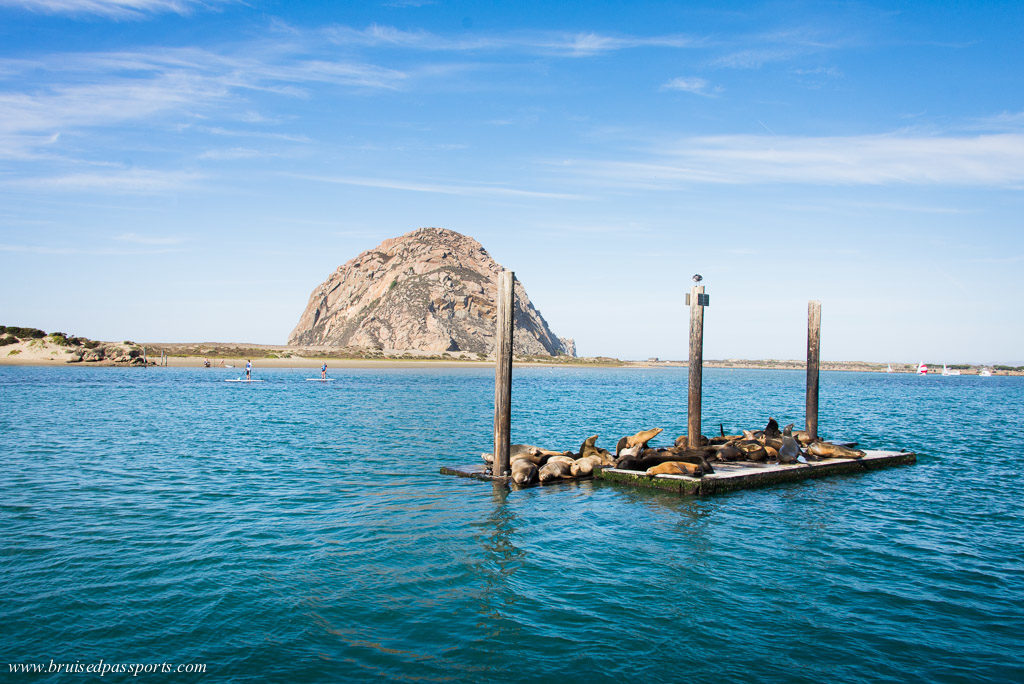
764,445,780,461
646,460,714,477
538,460,573,482
546,454,576,467
616,430,662,459
570,455,604,477
674,434,710,447
536,448,572,458
764,418,781,440
742,429,767,444
510,459,538,485
807,441,866,460
619,447,713,473
713,443,744,462
736,440,768,462
579,435,613,461
615,441,643,460
793,430,814,446
481,444,546,465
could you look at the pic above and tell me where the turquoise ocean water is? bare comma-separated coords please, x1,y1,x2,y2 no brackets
1,366,1022,682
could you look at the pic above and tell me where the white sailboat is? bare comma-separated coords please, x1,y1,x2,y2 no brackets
942,364,961,376
979,367,993,377
886,364,894,373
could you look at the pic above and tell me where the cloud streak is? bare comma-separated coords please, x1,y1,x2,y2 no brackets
559,133,1024,188
297,174,585,200
661,76,719,96
326,24,699,57
0,0,226,19
10,168,202,192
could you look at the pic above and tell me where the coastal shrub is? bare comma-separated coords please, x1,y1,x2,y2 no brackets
8,349,21,356
1,326,45,339
83,340,101,349
49,332,72,346
0,335,17,346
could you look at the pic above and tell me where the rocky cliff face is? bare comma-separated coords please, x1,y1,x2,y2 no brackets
288,227,574,357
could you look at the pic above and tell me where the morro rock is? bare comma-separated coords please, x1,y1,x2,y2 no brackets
288,227,574,357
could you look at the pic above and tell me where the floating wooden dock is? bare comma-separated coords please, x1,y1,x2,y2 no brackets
441,450,915,494
595,450,916,495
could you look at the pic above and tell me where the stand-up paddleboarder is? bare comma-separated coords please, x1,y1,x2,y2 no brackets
245,359,252,381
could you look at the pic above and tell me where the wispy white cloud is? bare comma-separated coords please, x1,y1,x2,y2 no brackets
0,44,409,159
661,76,719,96
557,133,1024,187
198,146,272,160
711,28,846,69
0,0,227,19
0,242,181,255
326,24,698,57
10,168,202,192
296,173,585,200
115,232,184,245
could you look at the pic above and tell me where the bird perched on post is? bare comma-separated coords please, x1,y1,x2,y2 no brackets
692,274,703,283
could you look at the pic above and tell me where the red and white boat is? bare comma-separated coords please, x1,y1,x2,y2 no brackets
917,362,928,375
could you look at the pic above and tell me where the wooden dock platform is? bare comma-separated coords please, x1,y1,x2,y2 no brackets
595,450,916,495
441,450,915,493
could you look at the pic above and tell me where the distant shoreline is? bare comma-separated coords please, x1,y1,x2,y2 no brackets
1,335,1019,374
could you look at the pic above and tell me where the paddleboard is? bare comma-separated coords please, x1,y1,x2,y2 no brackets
305,378,336,382
225,379,265,383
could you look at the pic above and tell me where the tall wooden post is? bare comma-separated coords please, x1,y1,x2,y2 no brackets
806,300,821,440
493,270,515,477
687,284,707,448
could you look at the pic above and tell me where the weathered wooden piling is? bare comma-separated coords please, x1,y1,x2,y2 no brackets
492,270,515,478
806,300,821,440
687,284,707,448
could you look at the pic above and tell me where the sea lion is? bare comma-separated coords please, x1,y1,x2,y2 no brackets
764,445,780,461
736,440,768,462
579,435,611,458
646,460,713,477
674,434,709,447
742,429,766,444
793,430,814,446
538,460,573,482
570,454,604,477
622,428,664,450
778,423,802,464
619,447,713,473
546,454,576,467
764,418,781,440
481,444,545,465
807,441,866,460
713,443,744,462
510,459,538,485
616,441,643,460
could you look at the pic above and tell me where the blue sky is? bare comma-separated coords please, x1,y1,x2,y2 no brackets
1,0,1021,363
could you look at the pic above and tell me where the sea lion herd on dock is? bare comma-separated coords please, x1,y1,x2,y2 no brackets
482,418,866,486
